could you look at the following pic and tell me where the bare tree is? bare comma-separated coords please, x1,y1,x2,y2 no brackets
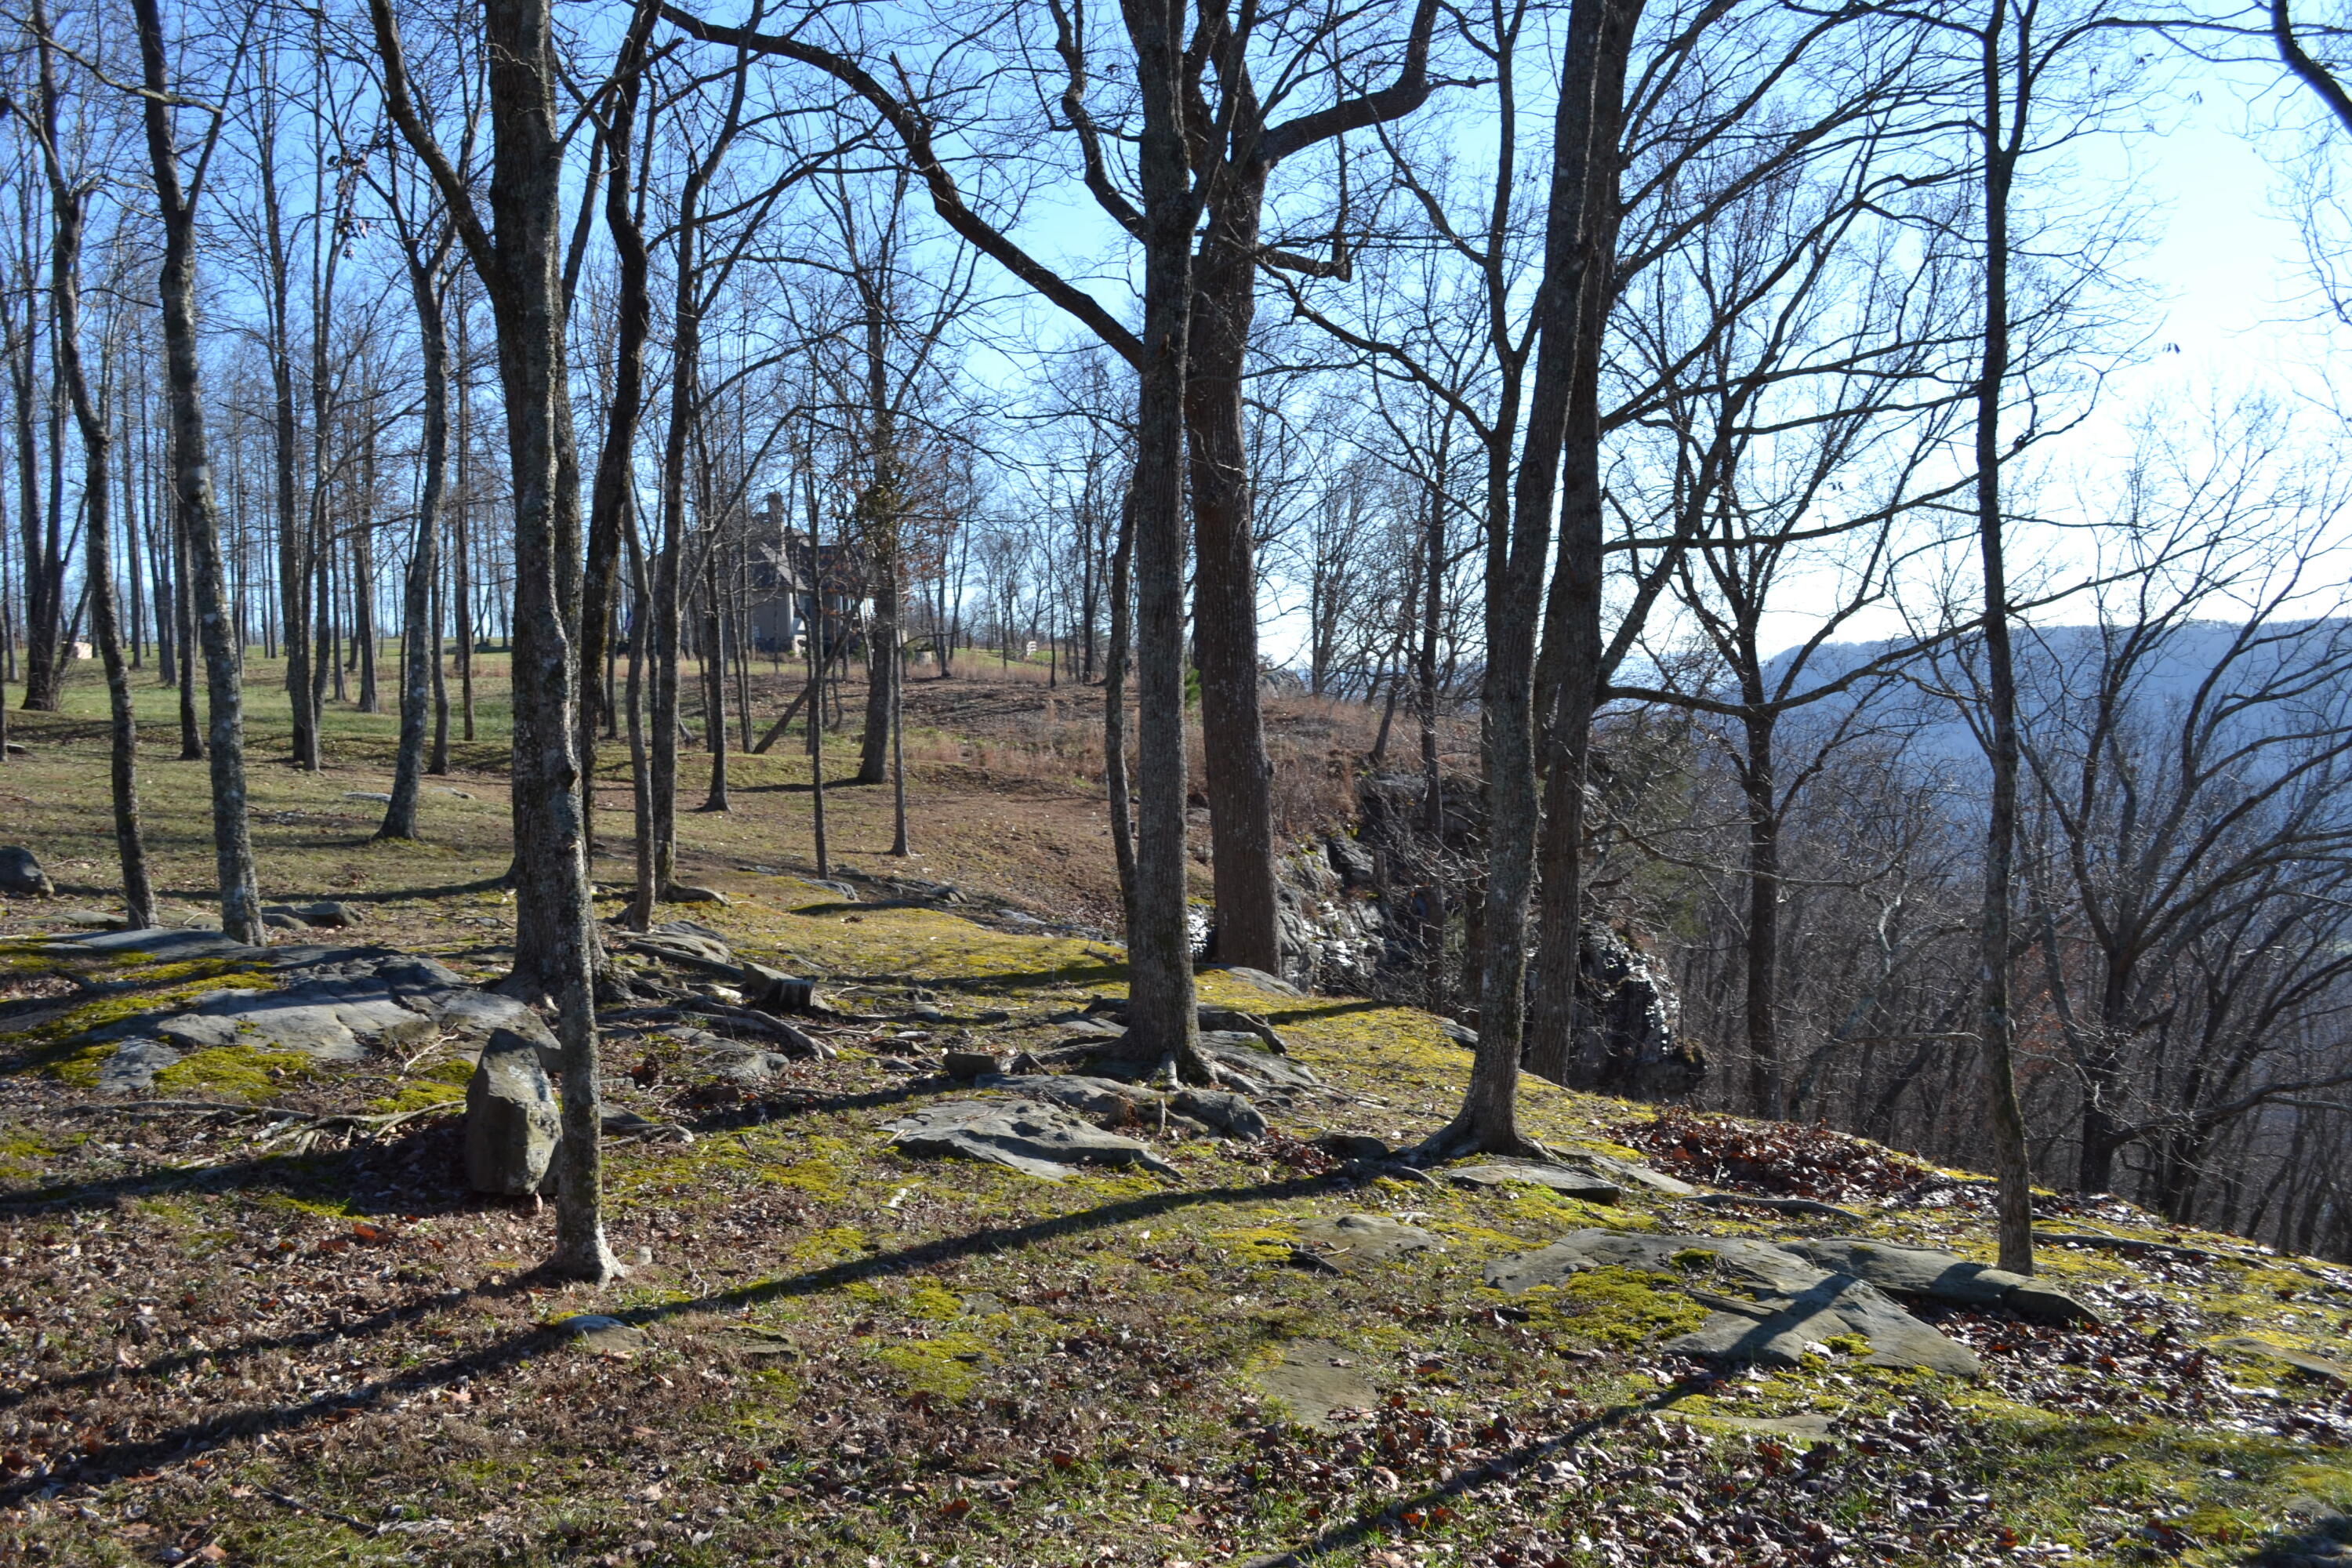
130,0,265,946
372,0,619,1282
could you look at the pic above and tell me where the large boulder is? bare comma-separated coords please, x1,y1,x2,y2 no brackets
885,1098,1178,1181
1486,1230,1998,1376
466,1028,561,1195
1171,1087,1269,1140
0,846,53,897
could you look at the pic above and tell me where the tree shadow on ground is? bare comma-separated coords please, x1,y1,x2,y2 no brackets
0,1164,1345,1504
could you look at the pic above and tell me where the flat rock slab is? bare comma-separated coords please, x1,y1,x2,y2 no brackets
1484,1229,1984,1376
887,1098,1178,1181
96,1037,183,1094
64,944,558,1076
1570,1149,1701,1197
1672,1277,1981,1377
2216,1336,2352,1385
555,1315,645,1356
1294,1214,1443,1269
1788,1238,2098,1326
1448,1159,1622,1203
1251,1339,1377,1431
44,926,265,964
1203,965,1307,1000
1487,1231,1832,1298
976,1073,1156,1126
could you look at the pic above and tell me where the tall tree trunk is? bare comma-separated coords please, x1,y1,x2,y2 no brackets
380,227,448,841
1740,717,1782,1116
1436,0,1630,1155
132,0,265,946
174,493,201,759
585,2,656,877
1523,0,1637,1092
372,0,617,1283
1183,175,1283,977
10,259,60,714
1974,5,2036,1277
38,4,155,927
1126,0,1203,1080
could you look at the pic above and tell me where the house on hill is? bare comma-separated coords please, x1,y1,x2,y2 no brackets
747,494,869,656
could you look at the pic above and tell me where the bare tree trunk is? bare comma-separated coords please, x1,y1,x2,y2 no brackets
587,3,656,875
1103,480,1137,928
1522,0,1637,1092
10,242,60,715
37,2,154,928
373,0,616,1283
174,491,201,760
1435,0,1632,1155
132,0,264,946
1127,0,1203,1078
1974,16,2034,1274
380,211,450,840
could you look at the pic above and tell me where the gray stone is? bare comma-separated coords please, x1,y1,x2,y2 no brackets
1448,1159,1622,1203
554,1314,644,1356
1668,1276,1982,1377
1171,1087,1269,1140
341,790,394,803
2216,1336,2352,1385
945,1049,1002,1081
666,885,731,906
1788,1238,2099,1326
885,1098,1179,1181
466,1028,561,1195
296,901,360,928
96,1037,182,1094
628,924,735,971
1250,1339,1378,1431
1313,1132,1392,1163
978,1073,1152,1126
1571,1149,1702,1197
1196,1007,1292,1054
1200,1034,1319,1088
262,911,307,931
1483,1229,1984,1375
0,846,53,897
1438,1020,1479,1049
1326,837,1377,889
1294,1214,1443,1269
42,925,263,963
1203,964,1306,1000
1685,1411,1838,1443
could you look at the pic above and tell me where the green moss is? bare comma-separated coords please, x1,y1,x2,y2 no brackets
869,1331,989,1399
793,1225,869,1268
902,1282,964,1321
756,1134,855,1200
1523,1266,1711,1350
13,969,280,1083
1212,1225,1300,1265
153,1046,317,1101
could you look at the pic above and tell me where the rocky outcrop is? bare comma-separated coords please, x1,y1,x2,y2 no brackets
1486,1229,2098,1375
1261,772,1708,1101
885,1098,1179,1180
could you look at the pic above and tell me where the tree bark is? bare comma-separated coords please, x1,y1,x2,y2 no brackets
380,217,448,841
38,2,154,928
1522,0,1638,1091
372,0,616,1283
132,0,265,946
1974,5,2035,1275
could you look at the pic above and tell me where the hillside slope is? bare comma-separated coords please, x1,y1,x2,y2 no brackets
1,884,2348,1568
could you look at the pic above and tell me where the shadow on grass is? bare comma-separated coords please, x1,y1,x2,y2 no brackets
0,1154,1348,1505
